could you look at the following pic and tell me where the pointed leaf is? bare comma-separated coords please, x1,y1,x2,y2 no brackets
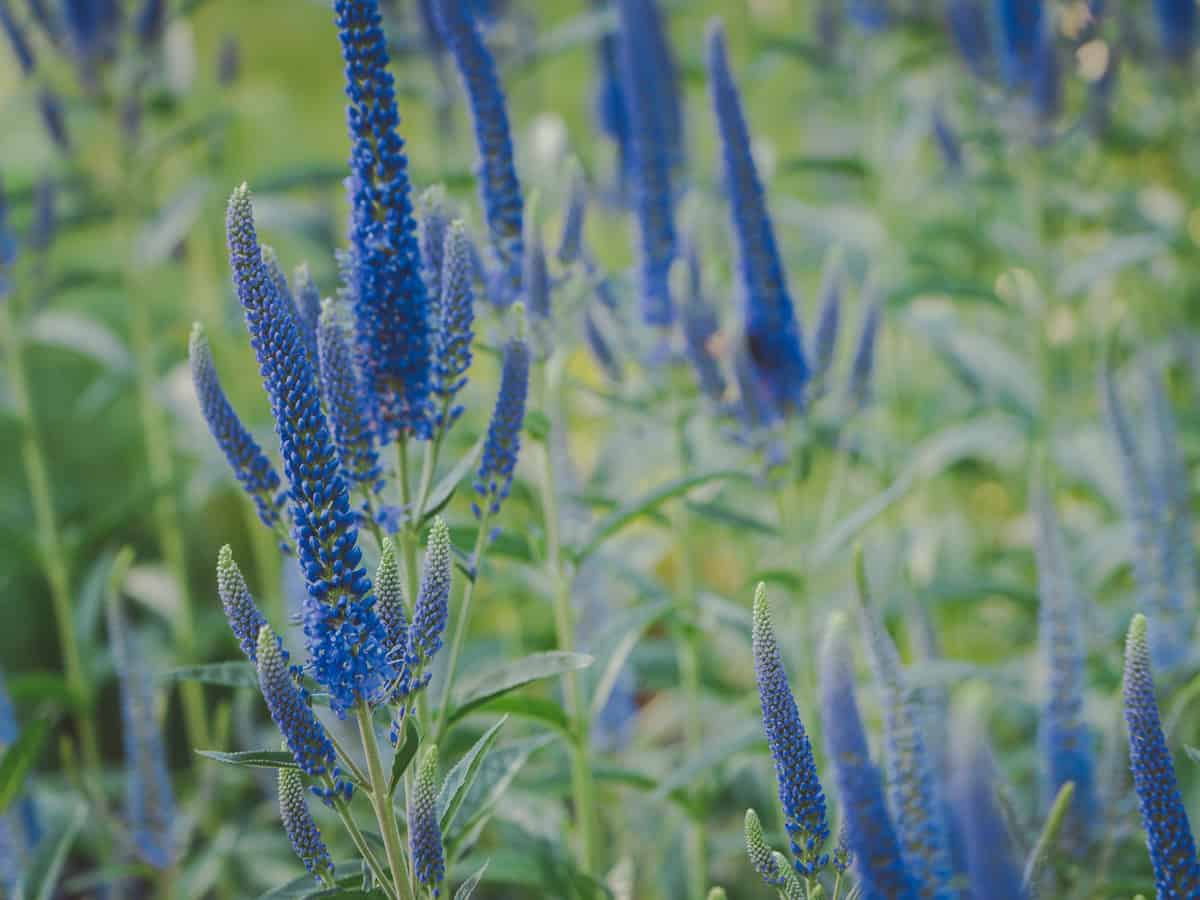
454,860,489,899
449,652,592,724
0,715,49,811
422,436,485,525
437,717,507,831
162,661,259,688
387,717,421,797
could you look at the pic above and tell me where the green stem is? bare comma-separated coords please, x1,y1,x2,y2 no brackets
433,517,490,742
539,404,598,876
356,704,413,900
325,775,395,898
1,300,101,775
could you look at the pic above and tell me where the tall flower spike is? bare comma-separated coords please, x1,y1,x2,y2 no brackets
1101,364,1187,671
584,305,623,384
819,613,917,900
317,299,381,494
226,185,393,716
419,186,451,305
474,331,531,518
291,263,323,362
708,20,808,411
409,517,452,686
1032,483,1095,854
752,583,830,876
854,555,956,900
335,0,431,441
278,766,334,884
617,0,678,326
1122,613,1200,896
431,220,476,428
434,0,524,306
217,545,269,662
993,0,1042,87
556,158,587,266
810,249,842,393
846,291,882,413
256,625,337,780
949,709,1027,900
106,592,178,870
375,539,408,684
410,745,446,895
190,324,286,532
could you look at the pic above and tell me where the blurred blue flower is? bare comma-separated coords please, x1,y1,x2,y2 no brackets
708,20,809,413
474,334,530,518
819,614,916,900
945,0,991,76
1123,613,1200,896
1155,0,1196,62
846,293,882,412
408,518,452,689
435,0,525,307
993,0,1042,86
681,243,727,404
317,300,382,495
431,221,476,428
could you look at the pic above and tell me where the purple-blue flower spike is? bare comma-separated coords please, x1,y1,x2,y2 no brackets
216,545,269,662
744,808,806,898
617,0,679,326
819,613,917,900
431,220,476,429
226,184,393,716
707,20,809,412
993,0,1042,87
1122,613,1200,897
434,0,525,307
407,517,452,694
474,327,531,519
1102,364,1189,672
1032,483,1095,855
256,625,338,784
1156,0,1196,62
190,323,286,533
410,745,446,895
334,0,431,442
106,593,178,870
317,299,382,495
854,553,956,900
291,263,323,363
557,158,587,266
949,709,1028,900
419,186,452,307
278,766,335,884
752,583,830,877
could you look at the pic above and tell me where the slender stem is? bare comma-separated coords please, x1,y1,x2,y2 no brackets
414,398,453,518
326,775,395,898
356,703,413,900
327,727,371,789
433,517,489,742
538,371,598,875
1,298,101,776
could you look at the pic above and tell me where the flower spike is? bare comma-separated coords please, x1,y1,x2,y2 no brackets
474,330,531,519
278,766,334,884
431,220,477,428
316,299,382,494
216,545,269,662
410,745,446,894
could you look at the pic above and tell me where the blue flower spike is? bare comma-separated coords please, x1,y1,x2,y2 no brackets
474,316,531,520
1123,613,1200,897
216,545,269,662
752,582,830,877
707,19,809,412
744,808,806,899
317,298,382,495
278,766,335,885
431,220,477,430
410,745,446,895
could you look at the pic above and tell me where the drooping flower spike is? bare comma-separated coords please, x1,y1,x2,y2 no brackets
1122,613,1200,896
410,745,446,895
854,551,956,900
435,0,525,306
278,766,335,884
334,0,431,441
617,0,679,326
226,185,393,716
316,298,382,495
752,583,830,876
474,327,531,519
819,613,916,900
1032,482,1095,854
707,19,809,412
189,323,286,533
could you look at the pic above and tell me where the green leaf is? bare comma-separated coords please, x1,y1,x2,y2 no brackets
588,600,672,722
387,717,421,797
1022,781,1075,891
684,499,779,537
162,661,258,688
253,868,368,899
524,409,551,443
650,720,762,801
0,716,49,812
459,693,571,734
437,717,507,832
449,652,593,724
572,470,753,563
422,436,485,525
454,860,489,900
196,749,299,771
28,310,132,372
135,178,210,267
446,734,555,854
